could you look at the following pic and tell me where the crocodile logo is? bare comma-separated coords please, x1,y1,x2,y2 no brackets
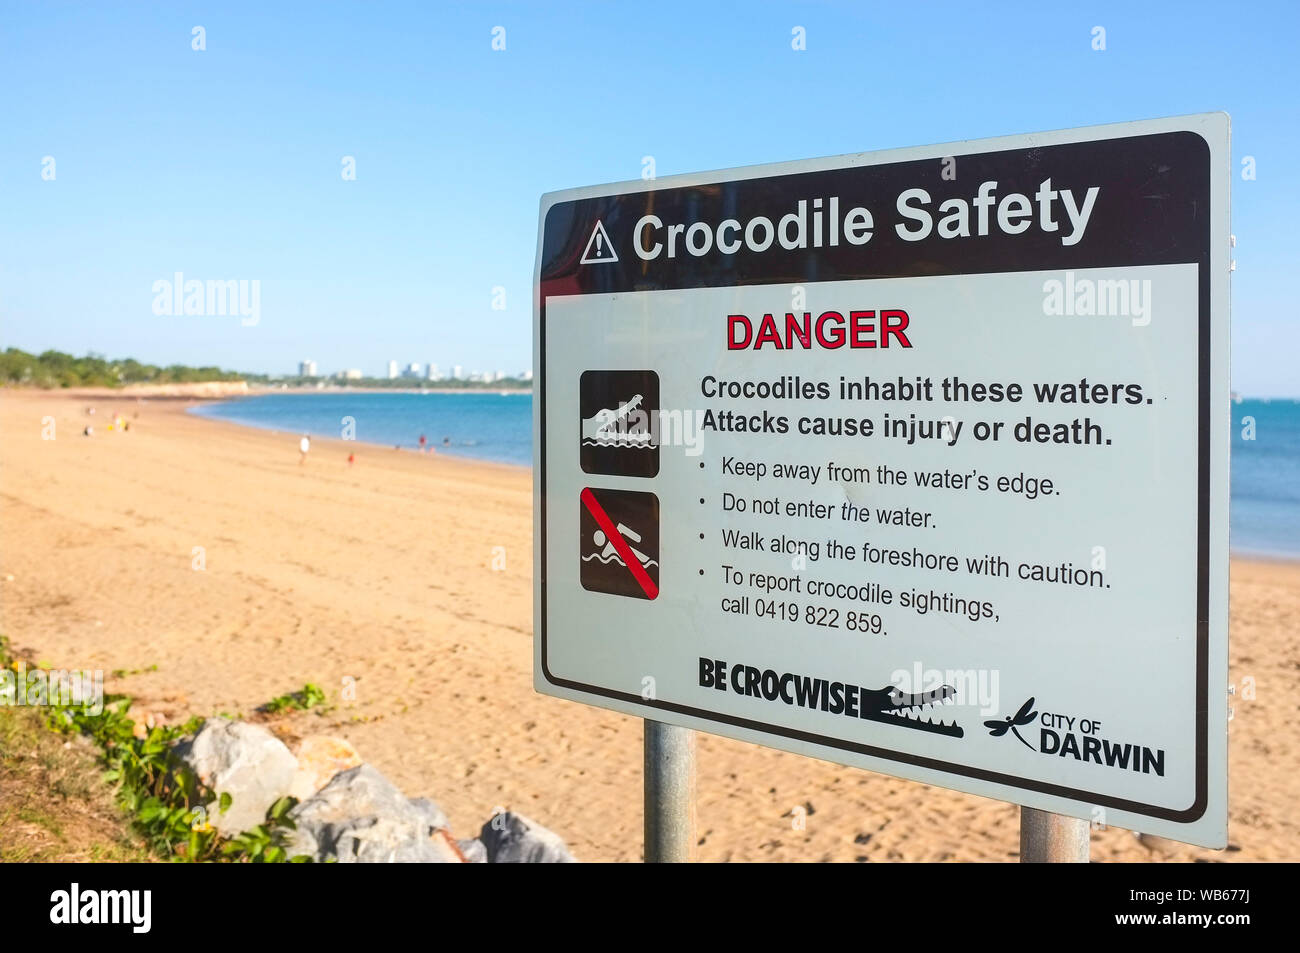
868,683,964,738
579,370,659,478
581,393,653,448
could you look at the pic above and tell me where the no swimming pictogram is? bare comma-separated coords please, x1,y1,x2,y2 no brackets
579,487,659,600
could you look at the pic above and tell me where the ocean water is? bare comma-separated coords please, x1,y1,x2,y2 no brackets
190,391,533,466
1232,399,1300,558
192,393,1300,557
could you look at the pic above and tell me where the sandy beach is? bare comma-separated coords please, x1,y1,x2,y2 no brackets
1,389,1295,862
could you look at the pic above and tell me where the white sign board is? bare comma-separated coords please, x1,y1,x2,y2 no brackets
533,114,1230,847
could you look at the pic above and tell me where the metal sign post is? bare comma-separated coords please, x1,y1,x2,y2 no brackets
644,720,696,862
1020,806,1090,862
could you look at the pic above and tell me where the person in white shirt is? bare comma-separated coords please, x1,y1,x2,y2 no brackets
299,434,311,465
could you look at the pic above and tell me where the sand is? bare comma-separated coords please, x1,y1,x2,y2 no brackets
1,389,1295,862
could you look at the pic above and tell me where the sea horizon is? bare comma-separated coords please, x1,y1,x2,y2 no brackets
190,390,533,467
191,392,1300,559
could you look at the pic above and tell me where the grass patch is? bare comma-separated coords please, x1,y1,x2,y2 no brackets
110,664,159,678
260,682,327,715
2,635,311,863
0,704,152,862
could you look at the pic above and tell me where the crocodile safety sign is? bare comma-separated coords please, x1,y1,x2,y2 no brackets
533,114,1231,848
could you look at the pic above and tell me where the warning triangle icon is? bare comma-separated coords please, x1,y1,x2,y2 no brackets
580,220,618,265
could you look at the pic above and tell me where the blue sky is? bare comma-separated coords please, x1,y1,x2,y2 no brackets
1,1,1296,394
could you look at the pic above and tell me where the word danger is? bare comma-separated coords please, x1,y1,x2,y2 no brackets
728,310,912,350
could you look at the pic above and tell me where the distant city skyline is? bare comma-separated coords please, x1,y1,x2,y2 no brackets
295,357,528,383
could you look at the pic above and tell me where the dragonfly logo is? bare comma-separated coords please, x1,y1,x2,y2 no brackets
986,697,1037,750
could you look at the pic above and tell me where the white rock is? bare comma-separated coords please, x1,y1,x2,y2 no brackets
458,837,488,863
286,763,461,863
172,718,297,837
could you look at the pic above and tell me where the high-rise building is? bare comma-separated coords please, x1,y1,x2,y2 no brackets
299,359,317,378
452,365,463,380
387,360,399,380
403,362,421,379
427,363,440,381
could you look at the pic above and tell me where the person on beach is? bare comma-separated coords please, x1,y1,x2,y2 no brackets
299,434,311,464
419,434,427,452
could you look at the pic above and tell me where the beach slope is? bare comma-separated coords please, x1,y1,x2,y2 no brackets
1,390,1295,861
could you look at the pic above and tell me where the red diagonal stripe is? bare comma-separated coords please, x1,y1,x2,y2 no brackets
581,487,658,600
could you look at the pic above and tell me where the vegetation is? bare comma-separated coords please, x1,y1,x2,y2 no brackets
0,704,152,862
0,348,262,389
111,663,159,678
1,635,308,862
260,682,327,715
48,696,305,861
0,347,532,390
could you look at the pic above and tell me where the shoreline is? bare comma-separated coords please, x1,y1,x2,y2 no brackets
244,386,532,396
1229,548,1300,565
11,384,1299,399
185,400,532,473
198,392,1300,562
2,383,532,399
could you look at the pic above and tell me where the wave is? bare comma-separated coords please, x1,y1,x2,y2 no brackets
581,552,659,569
581,436,655,448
